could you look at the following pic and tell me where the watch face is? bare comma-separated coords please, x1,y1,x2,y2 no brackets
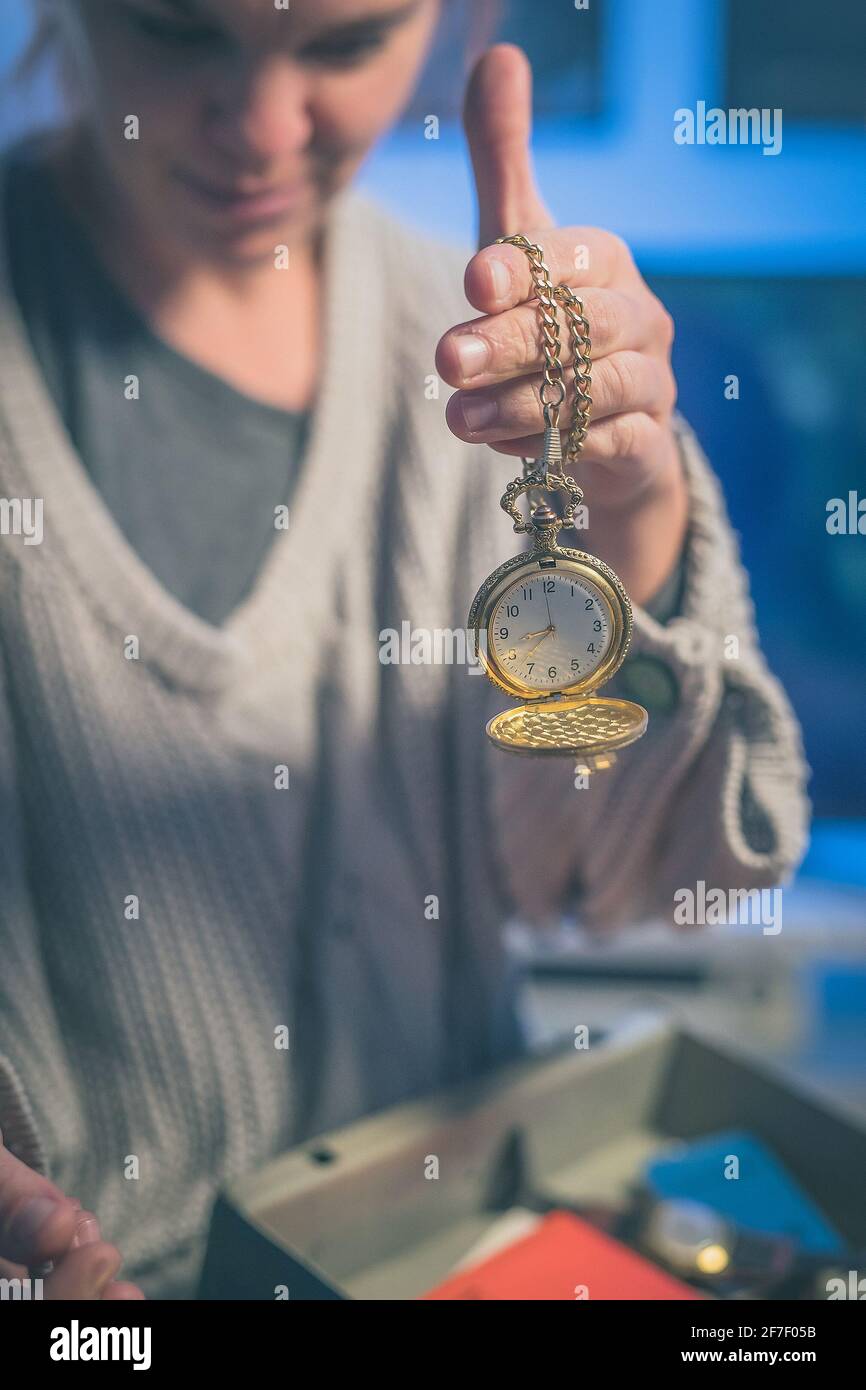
488,567,614,693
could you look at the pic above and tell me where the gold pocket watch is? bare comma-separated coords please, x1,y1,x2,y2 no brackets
468,234,648,773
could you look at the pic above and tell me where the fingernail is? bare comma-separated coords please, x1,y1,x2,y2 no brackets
72,1215,101,1248
454,333,489,379
488,257,511,301
460,394,498,433
12,1196,60,1243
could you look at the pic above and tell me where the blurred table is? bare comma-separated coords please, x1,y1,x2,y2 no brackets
513,875,866,1119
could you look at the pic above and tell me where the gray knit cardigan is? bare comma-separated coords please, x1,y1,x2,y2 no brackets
0,167,809,1297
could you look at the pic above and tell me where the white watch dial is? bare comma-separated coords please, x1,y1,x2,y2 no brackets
488,569,613,692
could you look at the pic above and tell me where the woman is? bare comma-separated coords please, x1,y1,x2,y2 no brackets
0,0,807,1300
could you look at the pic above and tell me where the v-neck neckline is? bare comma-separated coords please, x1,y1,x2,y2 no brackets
0,143,389,693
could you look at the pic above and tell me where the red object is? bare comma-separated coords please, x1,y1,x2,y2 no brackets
423,1211,706,1300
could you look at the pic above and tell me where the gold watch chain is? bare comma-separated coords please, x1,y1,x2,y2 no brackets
493,233,593,468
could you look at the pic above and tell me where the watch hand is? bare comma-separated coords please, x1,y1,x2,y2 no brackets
519,626,553,642
545,593,553,626
527,628,556,656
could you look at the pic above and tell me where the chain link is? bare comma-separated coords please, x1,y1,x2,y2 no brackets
554,283,593,464
494,233,593,465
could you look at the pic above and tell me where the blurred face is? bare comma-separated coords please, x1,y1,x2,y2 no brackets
56,0,440,262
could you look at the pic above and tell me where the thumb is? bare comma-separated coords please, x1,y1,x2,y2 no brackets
0,1128,78,1265
463,43,554,249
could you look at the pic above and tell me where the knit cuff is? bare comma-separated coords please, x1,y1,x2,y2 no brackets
618,414,751,691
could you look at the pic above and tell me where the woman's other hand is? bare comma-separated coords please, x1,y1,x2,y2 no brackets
0,1127,144,1299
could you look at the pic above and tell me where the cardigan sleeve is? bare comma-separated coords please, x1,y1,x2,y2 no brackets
0,643,87,1182
468,415,810,932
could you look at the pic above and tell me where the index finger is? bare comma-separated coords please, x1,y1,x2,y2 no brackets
0,1128,78,1266
465,226,637,315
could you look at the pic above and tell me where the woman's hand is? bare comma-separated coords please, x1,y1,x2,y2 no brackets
0,1128,144,1300
436,45,689,606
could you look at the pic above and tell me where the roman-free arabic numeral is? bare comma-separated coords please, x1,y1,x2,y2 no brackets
498,627,509,639
593,619,602,632
506,604,519,617
548,666,557,678
543,580,555,593
585,598,593,611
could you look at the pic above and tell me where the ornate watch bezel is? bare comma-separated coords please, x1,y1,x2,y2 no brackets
468,545,634,701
